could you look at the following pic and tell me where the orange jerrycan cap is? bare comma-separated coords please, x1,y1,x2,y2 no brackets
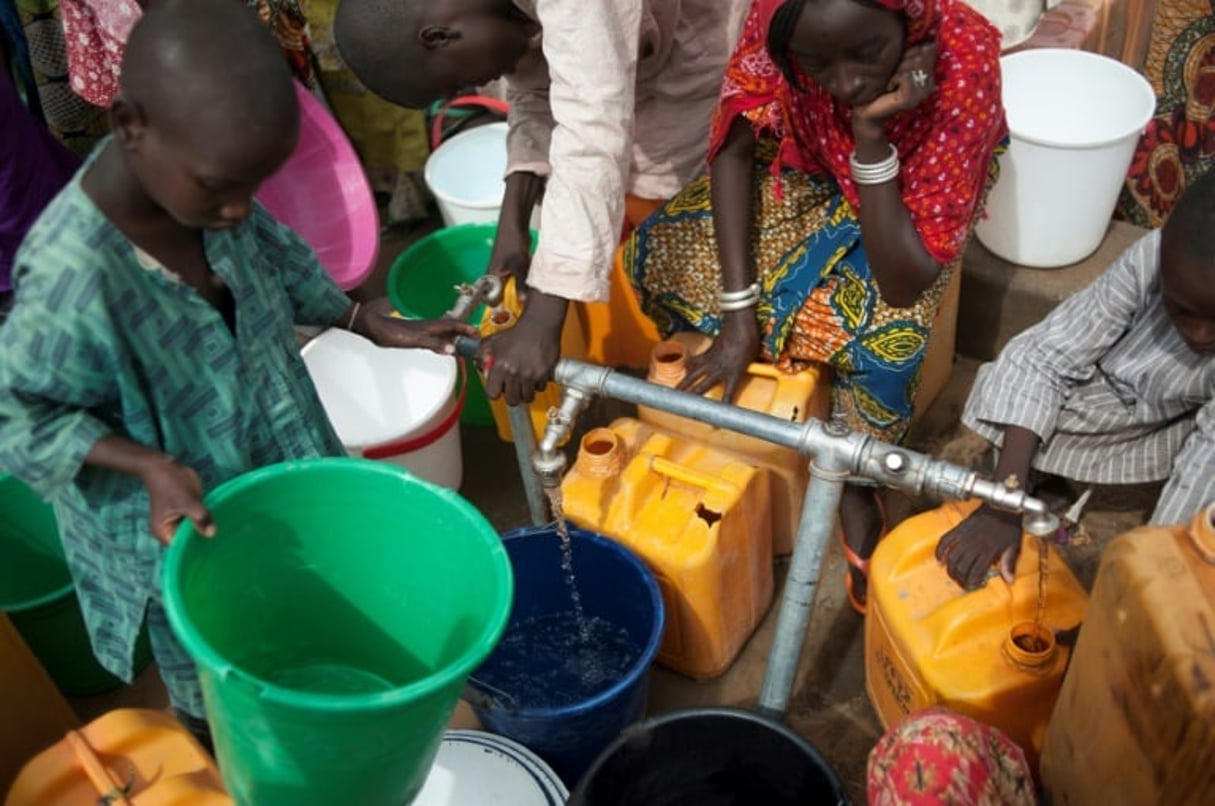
1003,621,1058,671
648,341,689,387
576,429,626,479
1187,503,1215,565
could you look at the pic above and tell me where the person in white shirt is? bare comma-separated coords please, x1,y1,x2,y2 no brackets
334,0,747,403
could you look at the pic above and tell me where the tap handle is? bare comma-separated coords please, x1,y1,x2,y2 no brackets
453,335,482,360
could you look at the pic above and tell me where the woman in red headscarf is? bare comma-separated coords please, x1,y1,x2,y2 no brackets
626,0,1007,612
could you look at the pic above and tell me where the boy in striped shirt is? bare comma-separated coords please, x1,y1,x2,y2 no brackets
937,171,1215,589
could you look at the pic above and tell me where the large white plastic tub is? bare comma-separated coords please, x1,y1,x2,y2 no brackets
302,329,463,490
425,122,540,230
976,49,1155,268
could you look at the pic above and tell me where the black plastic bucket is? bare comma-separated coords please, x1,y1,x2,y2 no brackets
568,707,848,805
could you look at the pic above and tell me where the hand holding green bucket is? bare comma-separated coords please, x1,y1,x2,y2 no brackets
161,459,513,805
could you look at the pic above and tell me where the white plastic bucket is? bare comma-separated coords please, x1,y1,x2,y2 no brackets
975,49,1156,268
301,328,463,490
424,122,541,229
414,730,568,805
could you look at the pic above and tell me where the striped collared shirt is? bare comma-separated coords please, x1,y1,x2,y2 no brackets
964,230,1215,524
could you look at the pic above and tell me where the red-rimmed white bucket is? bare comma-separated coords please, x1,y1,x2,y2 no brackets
301,329,464,489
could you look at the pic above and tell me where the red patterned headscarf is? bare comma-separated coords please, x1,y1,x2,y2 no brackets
708,0,1008,265
867,707,1036,805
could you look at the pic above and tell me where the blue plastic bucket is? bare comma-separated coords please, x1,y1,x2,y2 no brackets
467,526,664,785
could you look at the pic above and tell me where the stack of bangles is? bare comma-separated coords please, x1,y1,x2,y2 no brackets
849,143,900,186
719,281,761,313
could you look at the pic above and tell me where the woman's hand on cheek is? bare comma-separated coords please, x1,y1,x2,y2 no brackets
853,40,938,133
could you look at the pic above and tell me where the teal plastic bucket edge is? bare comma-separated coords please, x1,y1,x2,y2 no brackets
2,578,74,615
0,473,74,614
161,458,514,711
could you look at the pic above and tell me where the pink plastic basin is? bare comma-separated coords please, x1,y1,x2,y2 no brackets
256,82,380,290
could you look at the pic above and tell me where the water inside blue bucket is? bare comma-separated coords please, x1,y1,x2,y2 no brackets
468,526,664,785
475,611,641,710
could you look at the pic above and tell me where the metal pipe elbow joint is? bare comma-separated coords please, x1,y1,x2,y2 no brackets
531,386,591,488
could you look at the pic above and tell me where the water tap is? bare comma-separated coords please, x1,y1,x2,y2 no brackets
533,386,591,487
444,274,504,322
966,474,1060,538
1023,509,1061,540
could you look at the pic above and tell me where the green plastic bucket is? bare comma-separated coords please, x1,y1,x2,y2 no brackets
0,474,151,696
388,223,537,427
162,458,513,805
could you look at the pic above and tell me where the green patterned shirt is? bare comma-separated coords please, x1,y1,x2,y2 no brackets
0,168,349,684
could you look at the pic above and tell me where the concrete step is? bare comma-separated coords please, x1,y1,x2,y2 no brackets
956,220,1148,362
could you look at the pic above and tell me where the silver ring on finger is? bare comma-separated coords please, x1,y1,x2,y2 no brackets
912,69,929,88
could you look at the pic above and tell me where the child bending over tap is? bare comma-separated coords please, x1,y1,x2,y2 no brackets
0,0,473,749
937,169,1215,590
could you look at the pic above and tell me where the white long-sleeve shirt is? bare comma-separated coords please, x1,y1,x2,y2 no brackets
506,0,747,302
964,230,1215,524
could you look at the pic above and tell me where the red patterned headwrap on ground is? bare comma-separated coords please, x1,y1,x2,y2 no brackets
867,707,1037,805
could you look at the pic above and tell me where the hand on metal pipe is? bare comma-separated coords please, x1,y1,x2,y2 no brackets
935,505,1023,589
477,291,565,406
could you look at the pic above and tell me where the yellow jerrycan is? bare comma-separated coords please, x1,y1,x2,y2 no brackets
865,499,1088,771
561,418,773,679
1040,504,1215,805
479,276,589,444
1,613,79,793
638,333,830,556
6,709,230,805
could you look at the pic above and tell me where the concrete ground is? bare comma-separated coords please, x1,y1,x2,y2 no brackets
69,219,1157,804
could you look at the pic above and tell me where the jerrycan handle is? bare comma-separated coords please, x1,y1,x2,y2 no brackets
647,455,736,496
65,729,135,804
741,362,786,382
736,362,816,421
501,274,522,313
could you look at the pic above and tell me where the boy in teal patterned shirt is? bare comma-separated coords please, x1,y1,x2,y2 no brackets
0,0,473,747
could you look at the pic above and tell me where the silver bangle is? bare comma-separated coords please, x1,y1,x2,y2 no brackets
718,282,760,303
719,297,758,312
718,281,760,312
850,144,900,186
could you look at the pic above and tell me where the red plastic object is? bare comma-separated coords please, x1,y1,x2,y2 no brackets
429,95,510,151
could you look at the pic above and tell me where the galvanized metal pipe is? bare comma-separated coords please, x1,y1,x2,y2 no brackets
550,357,1055,520
758,453,849,718
507,404,550,526
447,293,546,524
453,337,1061,718
451,338,1058,525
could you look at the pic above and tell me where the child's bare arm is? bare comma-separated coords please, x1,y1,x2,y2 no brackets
342,298,479,354
935,425,1040,590
85,435,215,546
1152,399,1215,524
